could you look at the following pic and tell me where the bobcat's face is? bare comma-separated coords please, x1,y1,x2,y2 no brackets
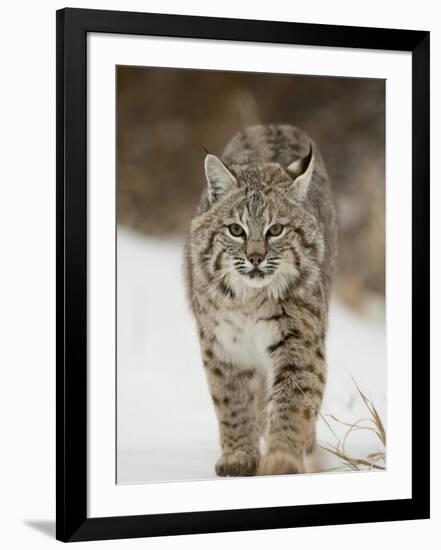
191,156,325,300
214,188,322,296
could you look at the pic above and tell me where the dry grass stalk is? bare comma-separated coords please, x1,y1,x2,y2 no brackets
317,376,386,472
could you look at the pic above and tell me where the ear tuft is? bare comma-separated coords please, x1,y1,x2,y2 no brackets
204,154,237,203
286,143,315,200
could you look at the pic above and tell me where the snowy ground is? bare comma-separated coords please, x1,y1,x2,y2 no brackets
117,227,386,484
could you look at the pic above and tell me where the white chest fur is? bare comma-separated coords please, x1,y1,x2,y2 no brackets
212,310,280,370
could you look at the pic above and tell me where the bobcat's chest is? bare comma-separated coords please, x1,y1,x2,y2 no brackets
212,309,280,370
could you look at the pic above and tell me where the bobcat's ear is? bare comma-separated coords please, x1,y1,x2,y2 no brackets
286,143,315,201
204,154,237,203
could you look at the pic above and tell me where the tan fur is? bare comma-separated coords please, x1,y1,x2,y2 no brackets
186,125,337,476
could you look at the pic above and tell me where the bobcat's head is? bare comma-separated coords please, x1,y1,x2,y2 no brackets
190,148,325,301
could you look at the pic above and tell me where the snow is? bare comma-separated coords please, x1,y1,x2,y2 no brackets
117,227,386,484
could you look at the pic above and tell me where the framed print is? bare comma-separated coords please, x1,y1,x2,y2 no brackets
56,7,430,542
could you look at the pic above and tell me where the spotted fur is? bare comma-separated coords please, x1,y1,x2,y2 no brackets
186,125,337,476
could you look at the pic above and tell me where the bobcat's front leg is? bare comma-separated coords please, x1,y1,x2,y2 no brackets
259,329,326,475
204,352,260,476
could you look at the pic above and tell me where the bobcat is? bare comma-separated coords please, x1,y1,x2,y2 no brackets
186,125,337,476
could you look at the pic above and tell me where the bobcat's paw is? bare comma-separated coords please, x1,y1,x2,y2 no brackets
258,450,305,476
215,450,260,477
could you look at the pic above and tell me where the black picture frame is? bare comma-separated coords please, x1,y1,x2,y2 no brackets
56,7,430,542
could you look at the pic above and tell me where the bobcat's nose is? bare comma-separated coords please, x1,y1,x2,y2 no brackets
248,253,264,266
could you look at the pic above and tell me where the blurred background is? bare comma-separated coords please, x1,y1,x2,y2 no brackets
118,66,385,309
116,66,386,484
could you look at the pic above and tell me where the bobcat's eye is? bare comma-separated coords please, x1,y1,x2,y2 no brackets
267,223,283,237
228,223,245,237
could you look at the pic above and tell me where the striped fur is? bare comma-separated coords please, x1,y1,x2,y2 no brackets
186,125,337,476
